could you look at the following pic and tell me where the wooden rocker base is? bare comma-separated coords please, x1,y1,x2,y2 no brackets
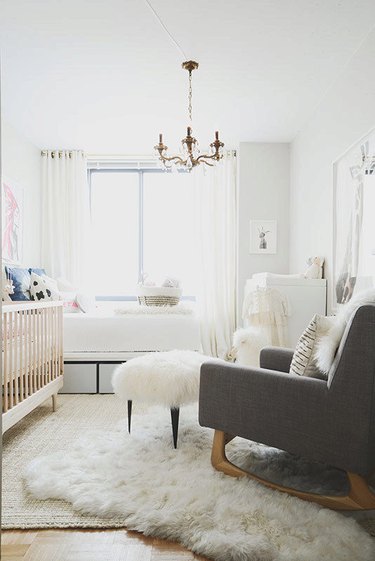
211,430,375,511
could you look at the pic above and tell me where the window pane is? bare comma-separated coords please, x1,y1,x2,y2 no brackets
143,172,197,295
90,172,139,295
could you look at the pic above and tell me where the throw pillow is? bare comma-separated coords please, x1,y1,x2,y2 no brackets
5,267,31,301
28,267,46,277
315,288,375,375
289,314,335,378
30,272,59,301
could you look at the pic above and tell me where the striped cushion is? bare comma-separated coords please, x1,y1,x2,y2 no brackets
289,314,333,378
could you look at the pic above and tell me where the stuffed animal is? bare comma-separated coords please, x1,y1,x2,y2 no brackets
304,256,325,279
227,327,269,367
162,277,181,289
2,276,14,301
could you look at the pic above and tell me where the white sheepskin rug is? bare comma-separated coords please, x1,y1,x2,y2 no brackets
24,405,375,561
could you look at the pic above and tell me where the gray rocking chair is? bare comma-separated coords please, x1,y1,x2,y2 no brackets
199,304,375,510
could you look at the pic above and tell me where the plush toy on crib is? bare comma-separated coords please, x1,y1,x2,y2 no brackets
2,276,14,302
304,256,325,279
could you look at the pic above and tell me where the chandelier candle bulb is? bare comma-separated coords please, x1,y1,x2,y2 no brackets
153,60,224,170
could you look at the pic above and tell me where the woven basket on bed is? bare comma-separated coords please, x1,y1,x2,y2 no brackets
136,286,182,307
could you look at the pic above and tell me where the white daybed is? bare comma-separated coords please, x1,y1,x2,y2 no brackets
62,308,201,394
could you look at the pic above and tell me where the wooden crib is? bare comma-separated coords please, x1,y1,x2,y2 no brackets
2,301,64,433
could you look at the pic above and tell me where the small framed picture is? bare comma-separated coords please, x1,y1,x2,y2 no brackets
250,220,277,254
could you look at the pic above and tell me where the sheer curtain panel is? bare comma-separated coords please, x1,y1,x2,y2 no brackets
41,150,89,287
194,153,237,358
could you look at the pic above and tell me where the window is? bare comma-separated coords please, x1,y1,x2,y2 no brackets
89,168,197,298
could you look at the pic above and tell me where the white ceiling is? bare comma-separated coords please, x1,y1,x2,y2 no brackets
1,0,375,154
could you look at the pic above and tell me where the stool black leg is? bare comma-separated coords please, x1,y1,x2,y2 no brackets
127,400,132,433
170,407,180,449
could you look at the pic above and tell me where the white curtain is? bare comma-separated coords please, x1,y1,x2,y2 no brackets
194,153,237,358
41,150,89,287
334,144,366,305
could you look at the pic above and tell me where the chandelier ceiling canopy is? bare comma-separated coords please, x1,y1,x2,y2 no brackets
154,60,224,171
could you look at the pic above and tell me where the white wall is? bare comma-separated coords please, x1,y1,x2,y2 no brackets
290,29,375,312
2,120,41,266
238,142,290,320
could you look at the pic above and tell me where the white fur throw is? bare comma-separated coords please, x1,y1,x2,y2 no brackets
112,350,214,408
315,289,375,375
230,327,269,367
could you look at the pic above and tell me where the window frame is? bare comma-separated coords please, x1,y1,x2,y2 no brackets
87,167,195,301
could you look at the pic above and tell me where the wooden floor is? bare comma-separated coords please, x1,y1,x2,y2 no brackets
1,529,208,561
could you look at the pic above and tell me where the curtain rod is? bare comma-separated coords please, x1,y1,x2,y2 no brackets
41,150,237,161
87,150,237,160
41,150,85,159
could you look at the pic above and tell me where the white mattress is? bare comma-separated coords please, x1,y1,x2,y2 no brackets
63,312,201,354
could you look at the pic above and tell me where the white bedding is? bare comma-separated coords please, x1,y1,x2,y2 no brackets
63,312,201,355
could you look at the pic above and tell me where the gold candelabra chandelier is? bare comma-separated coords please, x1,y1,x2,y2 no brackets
154,61,224,170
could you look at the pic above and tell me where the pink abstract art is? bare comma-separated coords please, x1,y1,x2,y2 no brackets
2,180,23,261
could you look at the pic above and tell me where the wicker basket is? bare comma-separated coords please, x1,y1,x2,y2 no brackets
136,286,182,307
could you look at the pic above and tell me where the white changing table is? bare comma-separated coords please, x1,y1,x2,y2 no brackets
244,274,327,347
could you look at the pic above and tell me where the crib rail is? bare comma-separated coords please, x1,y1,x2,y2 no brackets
2,301,63,425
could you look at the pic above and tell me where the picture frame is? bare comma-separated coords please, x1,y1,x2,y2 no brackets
249,220,277,254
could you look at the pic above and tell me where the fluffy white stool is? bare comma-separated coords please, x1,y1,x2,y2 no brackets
112,350,210,448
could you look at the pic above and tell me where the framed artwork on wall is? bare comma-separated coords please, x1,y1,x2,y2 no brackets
249,220,277,254
2,178,24,262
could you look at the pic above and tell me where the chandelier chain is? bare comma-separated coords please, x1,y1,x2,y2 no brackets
188,70,193,122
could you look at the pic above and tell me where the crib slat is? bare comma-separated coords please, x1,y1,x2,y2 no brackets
52,308,57,380
52,307,56,380
45,308,48,386
41,307,44,388
24,310,28,399
14,311,19,405
19,309,24,401
55,305,59,379
3,313,9,413
9,312,13,409
37,308,41,390
32,309,36,392
47,307,51,384
28,309,31,397
42,308,45,387
59,305,63,376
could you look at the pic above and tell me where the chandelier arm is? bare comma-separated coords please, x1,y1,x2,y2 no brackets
159,155,186,165
196,154,219,163
194,157,215,167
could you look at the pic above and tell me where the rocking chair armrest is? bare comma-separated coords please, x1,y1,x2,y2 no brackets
199,360,328,449
259,346,295,372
